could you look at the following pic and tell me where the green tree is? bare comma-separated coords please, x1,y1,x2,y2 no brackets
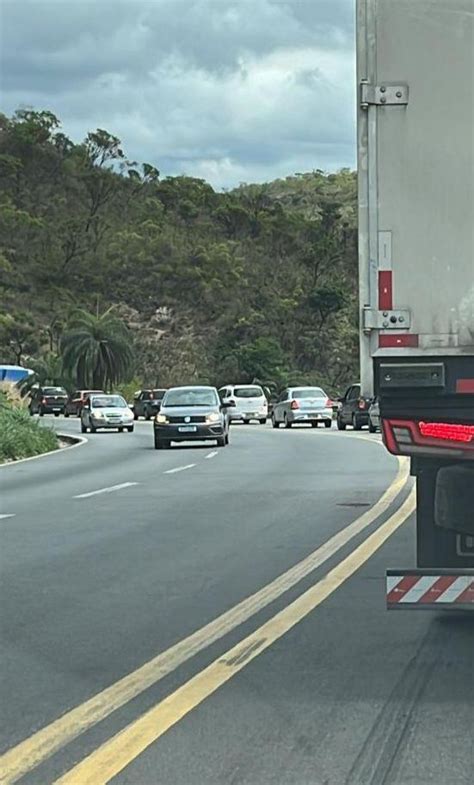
232,337,287,383
60,307,134,389
0,313,39,365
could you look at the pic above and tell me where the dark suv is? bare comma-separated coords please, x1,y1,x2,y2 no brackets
336,383,371,430
29,386,68,416
133,389,167,420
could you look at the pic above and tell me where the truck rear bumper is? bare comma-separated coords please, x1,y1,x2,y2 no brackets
386,569,474,610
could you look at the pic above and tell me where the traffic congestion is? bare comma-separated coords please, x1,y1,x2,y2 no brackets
26,381,381,449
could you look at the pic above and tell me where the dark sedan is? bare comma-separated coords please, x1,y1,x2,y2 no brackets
133,389,167,420
153,386,232,449
336,383,371,431
29,386,68,416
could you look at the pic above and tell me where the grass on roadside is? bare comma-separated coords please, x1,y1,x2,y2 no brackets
0,391,58,462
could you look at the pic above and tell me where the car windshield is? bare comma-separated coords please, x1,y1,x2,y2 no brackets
91,395,127,408
233,387,263,398
292,388,326,399
43,387,66,395
164,389,219,407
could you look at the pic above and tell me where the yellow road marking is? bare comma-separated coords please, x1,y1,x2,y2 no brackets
54,487,416,784
0,458,408,785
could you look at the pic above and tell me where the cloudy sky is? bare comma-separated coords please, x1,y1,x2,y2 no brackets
1,0,356,188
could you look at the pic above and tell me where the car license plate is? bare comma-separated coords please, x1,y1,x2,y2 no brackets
178,426,197,433
52,407,61,411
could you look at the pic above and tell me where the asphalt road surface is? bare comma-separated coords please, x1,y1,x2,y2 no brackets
0,418,472,785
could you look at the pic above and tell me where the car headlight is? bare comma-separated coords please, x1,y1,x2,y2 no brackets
206,412,221,423
156,413,168,424
94,411,105,418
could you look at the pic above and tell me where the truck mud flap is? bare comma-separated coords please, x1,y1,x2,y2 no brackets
387,569,474,610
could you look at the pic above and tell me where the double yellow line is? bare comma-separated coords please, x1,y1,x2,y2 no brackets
0,458,414,785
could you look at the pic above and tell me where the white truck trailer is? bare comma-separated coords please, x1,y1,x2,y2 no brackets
357,0,474,609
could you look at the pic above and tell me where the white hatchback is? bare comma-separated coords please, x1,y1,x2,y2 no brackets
219,384,268,424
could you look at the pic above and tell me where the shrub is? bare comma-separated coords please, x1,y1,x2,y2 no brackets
0,400,58,462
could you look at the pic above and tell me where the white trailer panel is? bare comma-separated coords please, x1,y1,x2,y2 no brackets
358,0,474,395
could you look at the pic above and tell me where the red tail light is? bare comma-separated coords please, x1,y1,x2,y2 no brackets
382,418,474,459
326,398,333,408
291,400,300,410
358,398,367,410
419,422,474,443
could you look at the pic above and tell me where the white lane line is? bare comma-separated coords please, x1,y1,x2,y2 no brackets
164,464,196,475
0,514,15,520
205,451,218,460
74,482,139,499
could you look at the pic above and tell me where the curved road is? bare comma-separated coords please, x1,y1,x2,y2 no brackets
0,420,472,784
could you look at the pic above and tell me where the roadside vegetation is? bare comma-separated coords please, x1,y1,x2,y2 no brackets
0,109,359,396
0,385,58,462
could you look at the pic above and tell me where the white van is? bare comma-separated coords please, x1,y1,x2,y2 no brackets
219,384,268,424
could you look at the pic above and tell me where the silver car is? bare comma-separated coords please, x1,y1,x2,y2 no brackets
81,394,135,433
271,387,333,429
368,398,380,433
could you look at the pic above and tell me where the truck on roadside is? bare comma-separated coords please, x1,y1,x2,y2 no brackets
357,0,474,609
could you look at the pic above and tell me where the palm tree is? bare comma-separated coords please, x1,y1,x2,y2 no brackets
60,307,134,390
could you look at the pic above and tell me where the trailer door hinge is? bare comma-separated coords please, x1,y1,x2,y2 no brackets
360,81,409,108
363,306,411,332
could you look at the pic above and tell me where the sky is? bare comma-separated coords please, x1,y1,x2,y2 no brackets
0,0,356,189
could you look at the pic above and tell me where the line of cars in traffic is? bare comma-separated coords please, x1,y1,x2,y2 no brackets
27,381,380,448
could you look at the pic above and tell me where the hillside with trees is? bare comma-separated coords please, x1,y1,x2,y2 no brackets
0,109,359,396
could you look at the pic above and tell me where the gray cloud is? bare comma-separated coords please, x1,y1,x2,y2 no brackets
0,0,356,188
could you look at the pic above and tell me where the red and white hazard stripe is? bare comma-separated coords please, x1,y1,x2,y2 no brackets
386,573,474,608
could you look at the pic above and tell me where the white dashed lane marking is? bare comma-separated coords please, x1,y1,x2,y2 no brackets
164,464,196,475
74,482,139,499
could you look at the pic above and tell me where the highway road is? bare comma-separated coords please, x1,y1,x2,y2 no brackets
0,419,472,785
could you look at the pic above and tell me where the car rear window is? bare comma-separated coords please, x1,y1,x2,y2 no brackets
152,390,166,399
43,387,67,395
233,387,264,398
292,388,326,399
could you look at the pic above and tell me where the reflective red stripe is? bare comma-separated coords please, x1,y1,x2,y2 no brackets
454,582,474,604
417,576,457,603
456,379,474,394
379,334,419,348
386,575,420,604
378,271,393,310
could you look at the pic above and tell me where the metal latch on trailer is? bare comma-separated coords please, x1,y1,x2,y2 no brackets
363,306,411,332
360,81,409,108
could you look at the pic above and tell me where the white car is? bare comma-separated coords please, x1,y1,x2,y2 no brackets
218,384,268,424
271,387,333,428
81,394,135,433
